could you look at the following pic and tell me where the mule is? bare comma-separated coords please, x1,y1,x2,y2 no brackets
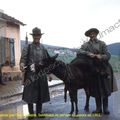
36,54,113,115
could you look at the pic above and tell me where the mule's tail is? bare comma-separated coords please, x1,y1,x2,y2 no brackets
64,86,67,102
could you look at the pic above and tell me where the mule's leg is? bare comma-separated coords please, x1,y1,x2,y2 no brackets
69,91,74,115
84,89,90,111
92,97,102,114
74,90,78,115
64,86,67,102
70,101,74,115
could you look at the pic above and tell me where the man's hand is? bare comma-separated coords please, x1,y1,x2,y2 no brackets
88,53,96,58
20,63,26,72
30,64,35,72
95,54,102,59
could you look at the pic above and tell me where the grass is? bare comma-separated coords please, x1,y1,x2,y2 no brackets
110,55,120,73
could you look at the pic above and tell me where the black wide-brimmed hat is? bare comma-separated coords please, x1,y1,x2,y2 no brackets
85,28,99,36
30,27,44,36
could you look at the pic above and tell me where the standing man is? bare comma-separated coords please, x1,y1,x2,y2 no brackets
77,28,112,114
20,27,52,119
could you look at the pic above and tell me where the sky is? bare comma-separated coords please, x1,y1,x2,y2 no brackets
0,0,120,48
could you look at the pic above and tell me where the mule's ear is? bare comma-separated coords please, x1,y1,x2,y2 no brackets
51,54,58,60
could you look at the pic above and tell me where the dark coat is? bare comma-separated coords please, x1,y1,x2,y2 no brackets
88,62,113,97
20,43,50,103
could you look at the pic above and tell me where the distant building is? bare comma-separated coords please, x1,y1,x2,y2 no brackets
54,50,60,54
0,10,25,80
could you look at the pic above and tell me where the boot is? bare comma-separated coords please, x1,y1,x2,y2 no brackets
28,103,34,120
103,97,110,115
92,97,102,114
36,102,45,118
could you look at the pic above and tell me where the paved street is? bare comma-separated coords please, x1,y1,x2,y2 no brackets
0,89,120,120
0,73,120,120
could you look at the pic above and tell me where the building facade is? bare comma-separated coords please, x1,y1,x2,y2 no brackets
0,10,25,81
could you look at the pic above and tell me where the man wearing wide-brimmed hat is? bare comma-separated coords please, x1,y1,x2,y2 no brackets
20,27,52,119
76,28,117,115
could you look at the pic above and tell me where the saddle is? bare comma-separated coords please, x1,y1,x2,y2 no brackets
76,54,109,78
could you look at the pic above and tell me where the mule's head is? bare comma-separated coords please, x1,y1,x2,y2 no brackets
34,53,67,81
30,54,58,74
42,53,59,67
35,53,60,74
41,54,67,79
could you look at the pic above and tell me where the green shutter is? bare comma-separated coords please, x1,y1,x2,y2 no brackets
9,38,15,66
0,37,6,65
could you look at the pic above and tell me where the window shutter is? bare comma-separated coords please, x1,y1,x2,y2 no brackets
0,37,6,65
9,38,15,66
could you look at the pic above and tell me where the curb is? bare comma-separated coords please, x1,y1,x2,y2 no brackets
0,83,64,100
